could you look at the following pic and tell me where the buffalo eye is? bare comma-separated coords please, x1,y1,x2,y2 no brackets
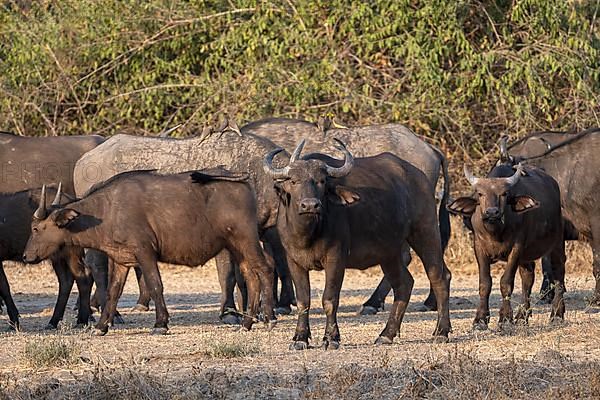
32,227,38,233
501,192,508,197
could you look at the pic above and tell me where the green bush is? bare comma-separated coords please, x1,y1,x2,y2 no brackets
0,0,598,157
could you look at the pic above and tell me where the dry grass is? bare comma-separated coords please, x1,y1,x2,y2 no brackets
0,221,598,399
19,333,80,370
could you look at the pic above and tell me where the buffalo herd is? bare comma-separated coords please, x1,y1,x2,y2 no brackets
0,119,598,350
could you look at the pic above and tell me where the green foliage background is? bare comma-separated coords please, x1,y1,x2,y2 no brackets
0,0,598,158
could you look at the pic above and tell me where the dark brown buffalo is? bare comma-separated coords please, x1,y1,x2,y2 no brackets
0,132,104,193
0,132,106,314
0,185,92,330
23,169,275,335
448,164,565,328
264,140,451,349
243,117,452,314
498,128,600,305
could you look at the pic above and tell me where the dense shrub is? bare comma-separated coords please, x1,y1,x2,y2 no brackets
0,0,598,157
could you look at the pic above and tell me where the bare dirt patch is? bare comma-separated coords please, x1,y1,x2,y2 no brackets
0,220,598,399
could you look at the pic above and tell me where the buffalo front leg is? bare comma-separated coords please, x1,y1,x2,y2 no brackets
473,245,492,330
498,246,522,328
376,261,414,345
549,241,566,321
95,260,129,335
288,261,311,350
66,248,94,327
321,259,345,350
515,262,535,323
591,224,600,306
136,253,169,335
0,262,19,330
47,257,75,330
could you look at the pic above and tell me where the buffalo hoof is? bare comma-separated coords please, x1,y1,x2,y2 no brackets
113,313,125,325
432,335,450,344
472,321,488,331
357,305,380,316
321,339,340,350
374,336,394,345
44,323,58,331
132,304,150,312
584,306,600,314
220,313,242,325
274,306,292,316
241,317,254,331
422,300,438,312
414,304,436,312
549,316,565,326
151,327,169,335
289,341,308,351
74,322,89,330
93,328,107,336
265,320,277,332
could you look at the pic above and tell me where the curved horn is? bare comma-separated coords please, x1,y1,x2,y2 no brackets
499,136,509,161
325,138,354,178
289,139,306,163
505,163,524,187
263,148,290,180
34,185,47,220
51,182,63,206
464,165,479,187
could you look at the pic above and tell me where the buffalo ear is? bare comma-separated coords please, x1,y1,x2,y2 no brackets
447,197,478,216
329,185,360,206
52,209,80,228
510,195,539,213
273,181,290,206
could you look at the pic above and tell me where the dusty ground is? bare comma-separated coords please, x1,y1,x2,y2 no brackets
1,223,599,399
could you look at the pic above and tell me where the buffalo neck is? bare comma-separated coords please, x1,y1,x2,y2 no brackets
61,196,110,250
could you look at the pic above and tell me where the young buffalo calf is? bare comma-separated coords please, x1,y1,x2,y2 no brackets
0,185,92,330
448,164,565,329
23,169,274,335
264,140,451,350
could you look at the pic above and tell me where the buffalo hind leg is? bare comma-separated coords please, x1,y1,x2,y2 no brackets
132,265,151,312
215,250,242,325
539,256,554,304
0,262,19,330
550,241,566,321
359,243,411,315
136,252,169,335
376,261,414,344
407,229,451,340
321,261,345,350
515,262,535,324
263,229,295,314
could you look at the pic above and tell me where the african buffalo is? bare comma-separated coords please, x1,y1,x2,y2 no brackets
23,169,275,335
72,126,288,324
498,128,600,305
0,132,104,193
448,164,565,328
243,117,452,314
264,140,451,349
0,184,92,330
